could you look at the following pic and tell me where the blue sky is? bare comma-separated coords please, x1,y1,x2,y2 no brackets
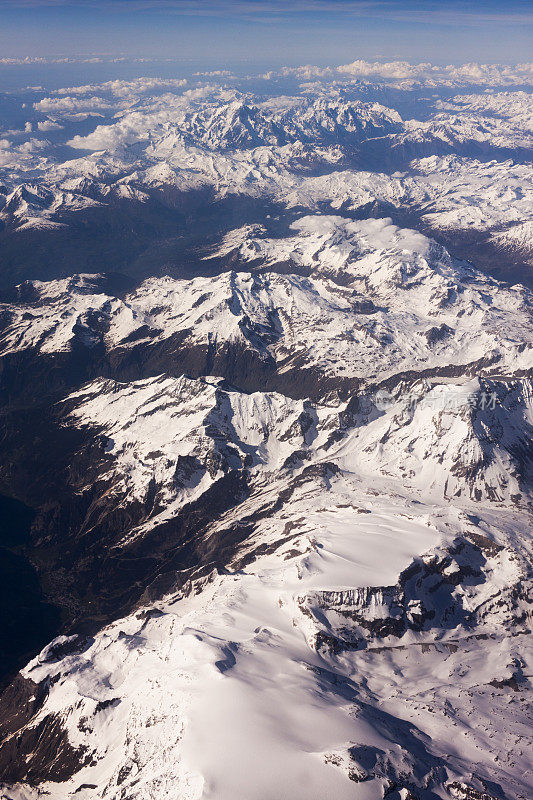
1,1,532,66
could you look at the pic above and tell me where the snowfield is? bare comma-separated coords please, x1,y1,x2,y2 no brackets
2,217,532,384
0,61,532,800
3,402,532,799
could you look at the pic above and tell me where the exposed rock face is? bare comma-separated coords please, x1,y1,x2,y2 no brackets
1,218,531,406
0,359,531,798
0,76,532,800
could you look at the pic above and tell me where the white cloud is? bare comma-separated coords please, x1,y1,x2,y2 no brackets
193,70,235,79
336,60,533,87
0,55,167,66
53,77,187,98
67,120,146,151
257,60,533,88
36,120,64,131
66,86,235,151
34,96,129,114
17,138,49,153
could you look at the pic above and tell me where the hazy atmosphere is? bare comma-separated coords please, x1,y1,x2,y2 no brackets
1,0,532,66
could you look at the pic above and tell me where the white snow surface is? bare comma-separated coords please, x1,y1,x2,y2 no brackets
2,310,532,800
1,84,532,237
1,216,532,383
1,70,533,800
4,371,532,799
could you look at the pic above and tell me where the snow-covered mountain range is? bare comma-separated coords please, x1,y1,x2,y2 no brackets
1,71,532,288
0,61,532,800
1,217,531,394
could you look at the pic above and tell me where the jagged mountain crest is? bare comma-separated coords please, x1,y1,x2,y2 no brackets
2,216,530,403
332,377,533,503
180,97,290,149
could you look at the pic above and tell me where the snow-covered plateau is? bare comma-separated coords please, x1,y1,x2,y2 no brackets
0,61,532,800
